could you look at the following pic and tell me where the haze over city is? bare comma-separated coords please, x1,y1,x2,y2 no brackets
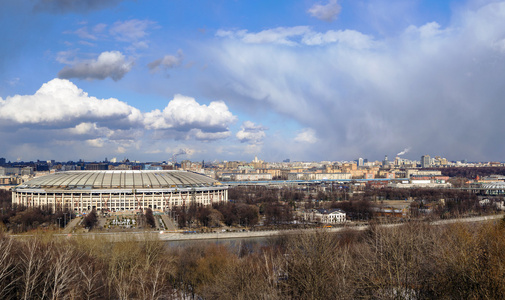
1,0,505,162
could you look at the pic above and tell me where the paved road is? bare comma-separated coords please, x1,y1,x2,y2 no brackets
157,213,505,241
160,214,177,231
15,214,504,242
62,217,81,234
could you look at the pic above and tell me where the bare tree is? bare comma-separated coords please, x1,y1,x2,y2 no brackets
280,230,354,299
0,236,17,299
354,222,438,299
79,264,104,300
18,238,49,300
43,243,82,299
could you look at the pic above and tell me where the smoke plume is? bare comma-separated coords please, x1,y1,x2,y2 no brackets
397,147,411,156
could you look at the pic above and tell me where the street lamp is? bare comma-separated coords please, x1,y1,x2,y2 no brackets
57,217,62,232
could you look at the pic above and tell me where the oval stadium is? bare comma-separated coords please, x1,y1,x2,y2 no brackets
12,170,228,213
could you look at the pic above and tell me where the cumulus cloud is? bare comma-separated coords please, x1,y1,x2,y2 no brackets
0,78,140,126
307,0,342,22
294,128,318,144
58,51,133,81
148,50,184,72
236,121,267,144
33,0,124,14
0,77,242,161
144,94,237,132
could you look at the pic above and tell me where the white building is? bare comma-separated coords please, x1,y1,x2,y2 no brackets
288,173,352,181
12,170,228,213
305,208,347,224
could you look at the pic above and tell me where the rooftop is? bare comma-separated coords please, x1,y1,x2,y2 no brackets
15,170,219,190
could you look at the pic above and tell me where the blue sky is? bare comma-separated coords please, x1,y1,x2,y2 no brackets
1,0,505,163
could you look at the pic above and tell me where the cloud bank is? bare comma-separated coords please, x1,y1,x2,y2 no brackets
207,1,505,161
0,79,237,160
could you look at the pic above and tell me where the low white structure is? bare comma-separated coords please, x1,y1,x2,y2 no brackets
219,173,273,181
305,208,347,224
288,173,352,181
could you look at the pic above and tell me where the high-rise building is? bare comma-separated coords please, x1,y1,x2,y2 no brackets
421,155,431,168
357,158,364,167
383,155,389,166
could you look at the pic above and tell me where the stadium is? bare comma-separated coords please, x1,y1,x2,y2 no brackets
12,170,228,212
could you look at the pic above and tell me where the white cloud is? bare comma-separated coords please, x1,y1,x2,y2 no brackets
0,77,241,161
166,147,196,158
73,27,97,40
236,121,267,144
307,0,342,22
67,122,113,137
0,78,140,125
190,129,231,141
58,51,133,81
217,26,311,46
69,23,108,41
148,50,184,72
56,50,79,65
86,138,105,148
116,146,126,153
144,94,237,132
109,19,155,42
216,26,373,48
294,128,318,144
301,29,374,48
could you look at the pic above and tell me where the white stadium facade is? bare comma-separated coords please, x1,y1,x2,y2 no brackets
12,170,228,212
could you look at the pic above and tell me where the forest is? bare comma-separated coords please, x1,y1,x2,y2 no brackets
0,220,504,299
429,166,505,178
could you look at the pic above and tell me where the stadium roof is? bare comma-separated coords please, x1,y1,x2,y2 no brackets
15,170,220,190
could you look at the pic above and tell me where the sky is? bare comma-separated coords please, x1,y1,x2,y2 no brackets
1,0,505,163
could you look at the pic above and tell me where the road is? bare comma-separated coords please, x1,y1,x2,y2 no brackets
14,214,504,242
62,217,82,234
160,214,177,231
156,213,505,241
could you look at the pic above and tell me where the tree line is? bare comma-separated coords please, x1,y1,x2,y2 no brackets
428,166,505,178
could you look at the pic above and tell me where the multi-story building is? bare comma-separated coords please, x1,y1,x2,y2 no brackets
421,155,431,168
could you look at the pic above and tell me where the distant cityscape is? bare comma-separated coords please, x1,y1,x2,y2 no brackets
1,154,504,188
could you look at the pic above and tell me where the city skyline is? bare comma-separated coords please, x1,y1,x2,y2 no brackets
1,0,505,162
